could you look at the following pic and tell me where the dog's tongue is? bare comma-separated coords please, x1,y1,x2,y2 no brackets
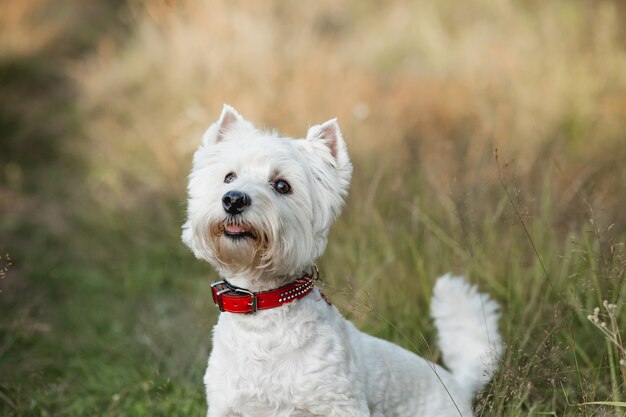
225,224,248,234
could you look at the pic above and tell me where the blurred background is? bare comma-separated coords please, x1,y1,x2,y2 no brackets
1,0,625,415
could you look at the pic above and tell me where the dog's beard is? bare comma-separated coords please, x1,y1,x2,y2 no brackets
206,218,272,272
189,207,317,278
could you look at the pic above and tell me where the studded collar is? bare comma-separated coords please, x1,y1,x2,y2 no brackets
210,267,319,314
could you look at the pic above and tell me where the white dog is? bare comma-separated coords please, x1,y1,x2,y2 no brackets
182,105,502,417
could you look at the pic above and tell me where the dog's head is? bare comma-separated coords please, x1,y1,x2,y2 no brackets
182,105,352,279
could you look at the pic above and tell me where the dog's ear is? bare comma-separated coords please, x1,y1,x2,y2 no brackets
306,119,351,170
305,118,352,222
306,118,350,166
306,118,352,190
202,104,252,146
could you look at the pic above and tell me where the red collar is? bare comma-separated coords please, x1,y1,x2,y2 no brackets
210,268,318,314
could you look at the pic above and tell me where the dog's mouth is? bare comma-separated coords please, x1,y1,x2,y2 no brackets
223,222,256,240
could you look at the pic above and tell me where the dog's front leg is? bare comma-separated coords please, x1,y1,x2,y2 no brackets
307,399,370,417
206,405,242,417
325,408,370,417
207,406,368,417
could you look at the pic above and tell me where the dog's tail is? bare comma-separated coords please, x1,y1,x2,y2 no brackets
430,274,503,395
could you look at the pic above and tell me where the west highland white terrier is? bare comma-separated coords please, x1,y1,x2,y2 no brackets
182,105,502,417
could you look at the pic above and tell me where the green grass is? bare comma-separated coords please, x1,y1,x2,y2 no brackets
1,0,625,416
3,145,624,416
1,197,210,416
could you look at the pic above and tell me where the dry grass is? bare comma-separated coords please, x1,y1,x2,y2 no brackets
75,0,626,215
0,0,65,57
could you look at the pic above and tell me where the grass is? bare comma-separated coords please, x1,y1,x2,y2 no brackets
1,0,625,415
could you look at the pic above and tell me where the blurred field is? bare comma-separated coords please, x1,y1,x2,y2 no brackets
1,0,625,416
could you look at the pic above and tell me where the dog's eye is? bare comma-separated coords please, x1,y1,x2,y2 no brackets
224,172,237,184
272,179,291,194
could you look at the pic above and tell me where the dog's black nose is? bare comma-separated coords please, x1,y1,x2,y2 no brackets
222,190,251,215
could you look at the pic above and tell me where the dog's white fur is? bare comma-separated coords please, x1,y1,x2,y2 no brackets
183,105,502,417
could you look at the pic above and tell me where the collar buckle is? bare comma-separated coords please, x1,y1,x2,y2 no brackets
210,280,258,313
210,281,230,312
